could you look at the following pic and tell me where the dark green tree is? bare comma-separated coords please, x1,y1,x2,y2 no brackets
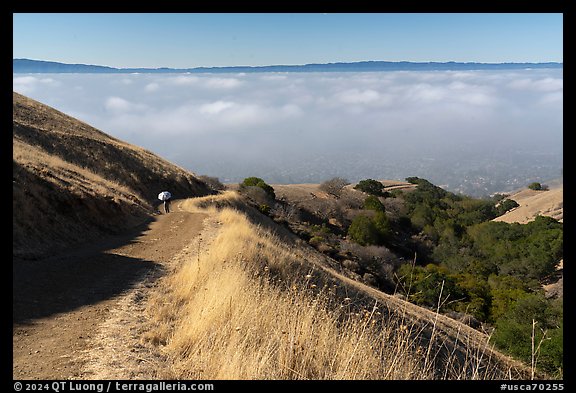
348,215,380,246
354,179,386,196
372,211,391,242
363,195,385,212
240,177,276,199
496,199,520,216
527,182,548,191
396,263,464,311
491,293,563,376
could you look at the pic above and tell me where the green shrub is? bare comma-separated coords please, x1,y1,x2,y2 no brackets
539,323,563,378
310,224,332,235
240,177,276,199
410,205,434,229
372,211,391,241
396,263,464,311
348,210,392,246
363,195,385,212
258,204,271,215
528,182,543,191
354,179,386,196
487,274,529,322
496,198,520,216
348,215,380,246
492,318,532,360
491,293,563,376
453,273,491,321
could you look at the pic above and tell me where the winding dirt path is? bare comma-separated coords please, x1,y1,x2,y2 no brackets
13,201,206,380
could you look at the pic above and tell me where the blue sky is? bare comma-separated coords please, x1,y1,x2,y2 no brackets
13,13,563,68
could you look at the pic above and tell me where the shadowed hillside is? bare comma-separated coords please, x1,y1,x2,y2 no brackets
13,92,211,258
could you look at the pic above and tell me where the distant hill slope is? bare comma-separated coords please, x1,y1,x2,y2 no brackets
493,181,563,224
493,181,563,299
13,58,117,73
13,58,563,74
13,92,211,258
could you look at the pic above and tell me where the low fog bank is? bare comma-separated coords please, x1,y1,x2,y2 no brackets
14,69,562,197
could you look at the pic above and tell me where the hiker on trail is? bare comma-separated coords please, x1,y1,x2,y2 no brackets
158,191,172,214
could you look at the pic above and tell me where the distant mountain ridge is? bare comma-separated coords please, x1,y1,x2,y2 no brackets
13,58,563,74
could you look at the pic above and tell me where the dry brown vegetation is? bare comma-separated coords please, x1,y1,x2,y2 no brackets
493,183,563,224
144,193,532,380
13,92,211,258
146,200,428,379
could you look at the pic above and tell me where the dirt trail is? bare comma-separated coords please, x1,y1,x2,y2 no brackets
13,201,206,380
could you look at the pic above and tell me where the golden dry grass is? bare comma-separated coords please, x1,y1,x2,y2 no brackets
146,205,431,379
493,184,563,224
14,139,138,202
144,193,526,380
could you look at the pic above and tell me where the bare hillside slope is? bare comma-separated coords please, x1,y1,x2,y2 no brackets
494,181,563,224
13,92,211,258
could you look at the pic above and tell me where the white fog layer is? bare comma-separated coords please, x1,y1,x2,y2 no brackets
13,69,563,197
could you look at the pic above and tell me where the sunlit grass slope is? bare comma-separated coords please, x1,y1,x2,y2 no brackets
146,193,530,380
147,204,428,379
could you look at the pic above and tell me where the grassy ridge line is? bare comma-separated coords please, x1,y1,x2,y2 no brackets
144,193,530,379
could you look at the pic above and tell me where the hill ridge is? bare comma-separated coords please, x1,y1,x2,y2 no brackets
13,92,211,258
14,58,563,74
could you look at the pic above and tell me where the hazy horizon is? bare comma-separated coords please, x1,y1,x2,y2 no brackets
13,68,562,197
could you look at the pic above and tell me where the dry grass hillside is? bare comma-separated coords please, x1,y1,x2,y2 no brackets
13,92,211,258
143,192,535,380
493,181,563,224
